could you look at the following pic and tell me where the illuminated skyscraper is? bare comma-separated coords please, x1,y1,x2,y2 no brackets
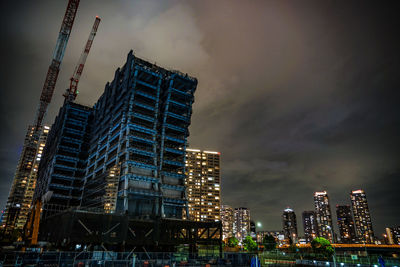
336,205,356,243
2,125,49,232
386,227,395,245
314,191,334,242
233,207,250,242
220,204,234,241
393,226,400,245
185,149,221,222
282,208,298,242
350,189,374,243
302,210,318,243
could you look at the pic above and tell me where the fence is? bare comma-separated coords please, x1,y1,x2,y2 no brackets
0,251,254,267
259,251,400,266
2,250,400,267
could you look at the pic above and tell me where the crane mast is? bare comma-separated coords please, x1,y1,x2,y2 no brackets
35,0,80,129
64,16,101,102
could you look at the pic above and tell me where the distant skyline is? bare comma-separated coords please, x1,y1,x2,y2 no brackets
0,1,399,236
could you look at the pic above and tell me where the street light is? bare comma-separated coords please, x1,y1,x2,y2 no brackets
326,225,337,267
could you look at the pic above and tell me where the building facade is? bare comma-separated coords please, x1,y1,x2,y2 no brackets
2,125,49,232
336,205,356,243
34,103,92,218
302,210,318,243
83,51,197,218
233,207,250,242
350,190,374,243
282,208,298,242
220,204,234,241
314,191,334,242
185,149,221,222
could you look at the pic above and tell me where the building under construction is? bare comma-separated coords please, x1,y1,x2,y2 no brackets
2,0,221,250
79,50,197,218
2,125,49,232
34,102,92,218
32,50,221,250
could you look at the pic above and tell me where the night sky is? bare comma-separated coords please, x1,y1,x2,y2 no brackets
0,1,399,237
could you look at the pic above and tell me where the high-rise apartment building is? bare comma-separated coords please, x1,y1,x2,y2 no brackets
393,226,400,245
233,207,250,242
302,211,318,243
2,125,49,232
386,227,395,245
314,191,334,242
220,204,234,241
336,205,356,243
34,51,197,220
282,208,298,242
185,149,221,222
350,190,374,243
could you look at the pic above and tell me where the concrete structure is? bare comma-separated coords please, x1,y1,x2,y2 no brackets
302,210,318,243
2,125,49,232
185,149,221,222
220,204,234,241
233,207,250,243
350,189,374,243
314,191,334,242
336,205,356,243
282,208,298,242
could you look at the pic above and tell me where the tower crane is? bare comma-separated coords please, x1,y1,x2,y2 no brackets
21,0,80,246
64,16,101,102
34,0,80,129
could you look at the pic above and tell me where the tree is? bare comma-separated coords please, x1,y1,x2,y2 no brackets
262,235,277,251
227,236,239,248
311,237,334,256
243,235,258,252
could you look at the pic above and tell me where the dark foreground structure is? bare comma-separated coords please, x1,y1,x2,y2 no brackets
39,210,222,252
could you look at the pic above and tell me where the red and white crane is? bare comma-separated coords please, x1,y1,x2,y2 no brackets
64,16,101,102
35,0,80,129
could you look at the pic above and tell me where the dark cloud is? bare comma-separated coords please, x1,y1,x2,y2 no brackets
0,0,399,236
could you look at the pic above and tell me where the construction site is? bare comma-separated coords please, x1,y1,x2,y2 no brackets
0,0,222,258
